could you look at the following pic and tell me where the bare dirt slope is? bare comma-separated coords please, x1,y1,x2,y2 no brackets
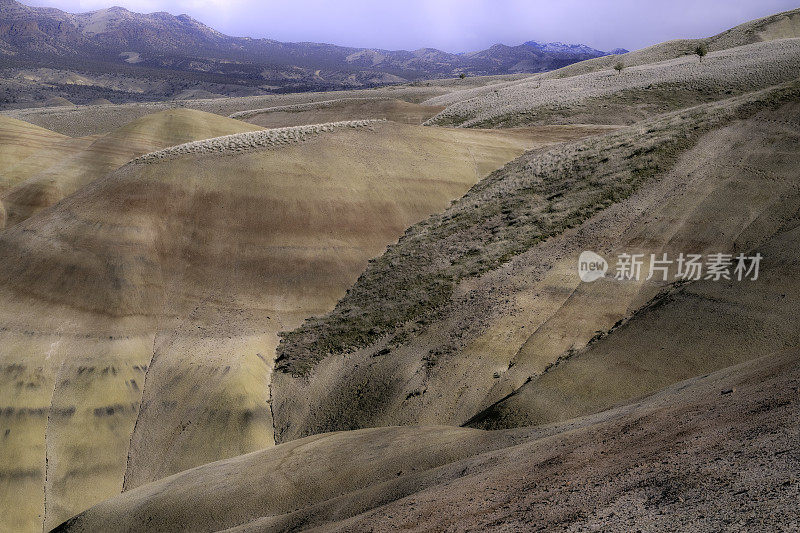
234,98,445,128
271,87,800,444
42,97,75,108
546,6,800,80
0,117,599,532
468,191,800,430
0,116,92,194
53,348,800,532
0,108,262,227
6,14,800,533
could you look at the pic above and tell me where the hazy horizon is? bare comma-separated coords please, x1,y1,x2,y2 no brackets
22,0,800,53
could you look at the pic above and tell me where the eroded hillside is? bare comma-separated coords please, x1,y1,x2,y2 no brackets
423,8,800,126
54,349,800,532
0,115,598,531
425,38,800,127
272,82,800,442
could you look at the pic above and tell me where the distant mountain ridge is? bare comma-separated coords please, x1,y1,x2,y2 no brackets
523,41,609,54
0,0,625,104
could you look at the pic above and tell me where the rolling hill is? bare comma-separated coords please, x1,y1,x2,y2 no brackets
0,112,604,531
0,79,509,137
271,81,800,442
0,108,263,227
230,98,446,128
0,115,90,194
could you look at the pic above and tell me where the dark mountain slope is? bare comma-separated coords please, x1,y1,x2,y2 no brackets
0,0,617,105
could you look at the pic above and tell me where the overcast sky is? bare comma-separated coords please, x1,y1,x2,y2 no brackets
25,0,800,52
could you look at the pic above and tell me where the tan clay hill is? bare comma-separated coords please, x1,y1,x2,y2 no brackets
424,8,800,127
0,113,602,531
1,108,262,227
49,79,800,533
1,83,461,137
42,97,76,108
230,98,445,128
0,116,93,196
265,11,800,445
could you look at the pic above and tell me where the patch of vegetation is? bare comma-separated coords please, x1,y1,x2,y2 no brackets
134,119,383,163
275,81,800,376
695,43,709,63
468,82,749,128
427,110,478,127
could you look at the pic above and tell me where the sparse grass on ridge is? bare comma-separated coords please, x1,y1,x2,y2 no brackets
424,39,800,128
466,82,746,128
423,8,800,112
275,80,800,376
132,119,384,163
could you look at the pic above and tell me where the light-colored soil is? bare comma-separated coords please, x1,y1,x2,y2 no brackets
234,98,445,127
53,348,800,532
270,96,800,445
0,108,262,227
423,7,800,116
0,117,601,531
0,115,94,229
42,97,75,108
0,116,90,194
0,78,506,137
3,12,799,533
